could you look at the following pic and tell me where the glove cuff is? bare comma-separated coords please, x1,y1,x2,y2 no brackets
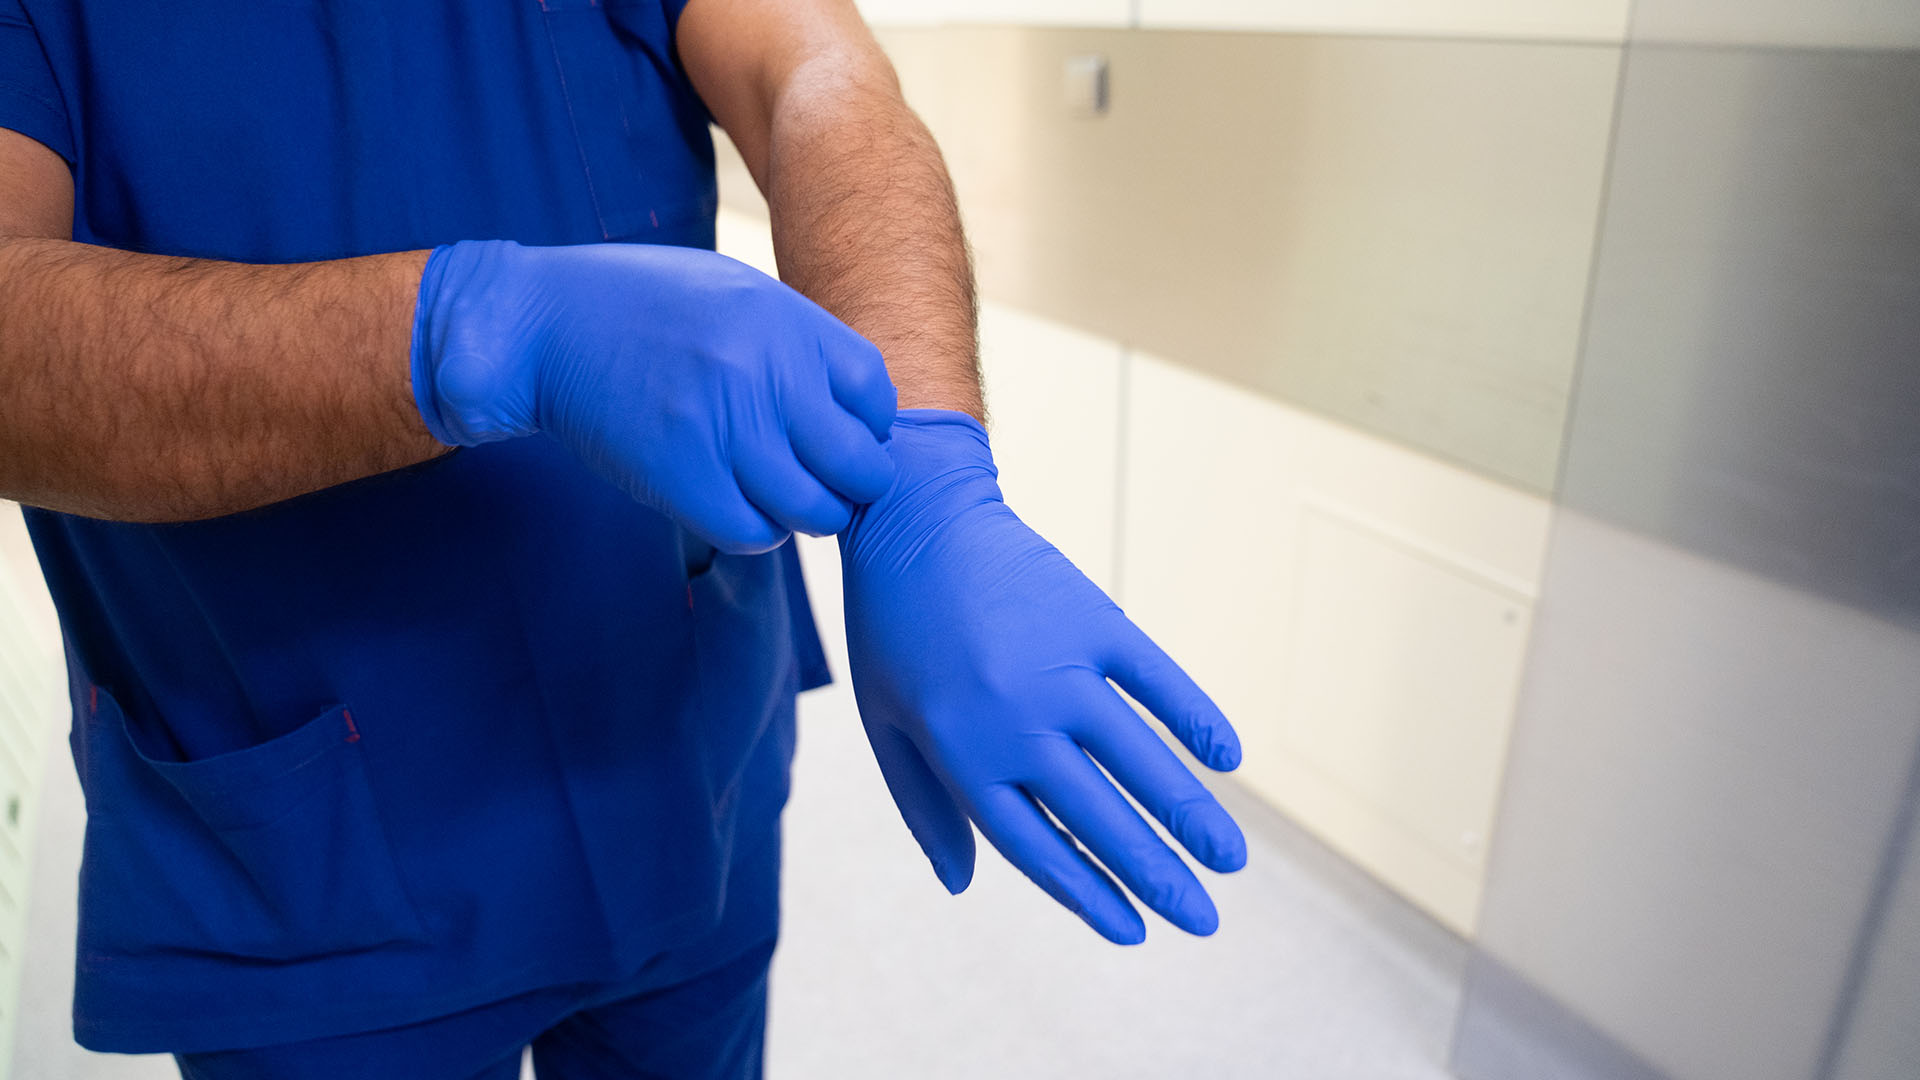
889,408,992,456
842,408,1002,559
409,245,463,446
409,240,537,447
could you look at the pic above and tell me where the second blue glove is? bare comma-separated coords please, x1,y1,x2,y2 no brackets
841,410,1248,944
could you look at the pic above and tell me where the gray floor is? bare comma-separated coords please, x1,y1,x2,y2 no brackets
12,536,1464,1078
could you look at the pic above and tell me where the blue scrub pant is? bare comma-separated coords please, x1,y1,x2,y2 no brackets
175,826,782,1080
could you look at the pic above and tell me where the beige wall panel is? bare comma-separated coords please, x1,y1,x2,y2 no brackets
714,207,777,275
1136,0,1629,43
977,305,1125,594
1121,354,1549,932
873,29,1618,494
856,0,1131,29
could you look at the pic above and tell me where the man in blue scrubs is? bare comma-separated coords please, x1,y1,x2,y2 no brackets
0,1,1250,1075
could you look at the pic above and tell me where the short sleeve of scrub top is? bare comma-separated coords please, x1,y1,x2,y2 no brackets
0,0,73,164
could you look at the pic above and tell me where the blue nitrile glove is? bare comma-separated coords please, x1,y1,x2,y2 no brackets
411,240,897,552
841,410,1248,943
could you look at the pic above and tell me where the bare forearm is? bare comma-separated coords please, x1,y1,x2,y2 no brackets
761,60,983,419
0,239,439,522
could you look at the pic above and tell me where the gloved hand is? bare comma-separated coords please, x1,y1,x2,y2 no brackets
411,240,897,552
842,410,1247,943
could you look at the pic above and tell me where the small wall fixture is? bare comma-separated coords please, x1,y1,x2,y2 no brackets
1064,54,1110,117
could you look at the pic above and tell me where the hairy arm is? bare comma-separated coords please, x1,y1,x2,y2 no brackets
0,130,440,522
677,0,983,419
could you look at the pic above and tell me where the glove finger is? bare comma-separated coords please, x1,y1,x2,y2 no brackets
1030,749,1220,937
1074,688,1248,874
652,470,790,556
735,449,855,538
788,402,897,506
816,332,898,441
1103,620,1243,773
867,724,976,894
971,784,1145,945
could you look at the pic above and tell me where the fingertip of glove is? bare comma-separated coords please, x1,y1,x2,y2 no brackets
1213,831,1249,875
1208,734,1244,773
1081,901,1147,945
933,858,973,895
1183,905,1221,938
1190,807,1248,874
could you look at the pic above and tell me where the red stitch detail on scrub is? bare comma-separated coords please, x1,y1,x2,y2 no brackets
649,208,659,229
687,584,695,611
88,684,98,715
343,709,361,744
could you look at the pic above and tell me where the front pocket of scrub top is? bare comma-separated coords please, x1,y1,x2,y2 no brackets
688,550,798,822
77,690,426,963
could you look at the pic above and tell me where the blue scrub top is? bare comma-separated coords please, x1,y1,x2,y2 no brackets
0,0,829,1054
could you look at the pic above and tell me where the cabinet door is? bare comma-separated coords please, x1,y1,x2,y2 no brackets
1120,356,1550,933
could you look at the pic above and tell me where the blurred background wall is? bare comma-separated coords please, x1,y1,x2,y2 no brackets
758,3,1920,1077
743,1,1636,940
1453,2,1920,1079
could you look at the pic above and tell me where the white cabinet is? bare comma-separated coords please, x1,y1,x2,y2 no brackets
1118,355,1550,934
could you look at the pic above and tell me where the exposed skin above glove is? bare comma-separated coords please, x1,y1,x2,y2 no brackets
842,410,1248,943
411,239,899,553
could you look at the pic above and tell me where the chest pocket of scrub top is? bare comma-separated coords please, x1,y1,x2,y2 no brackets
73,687,426,963
538,0,708,242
